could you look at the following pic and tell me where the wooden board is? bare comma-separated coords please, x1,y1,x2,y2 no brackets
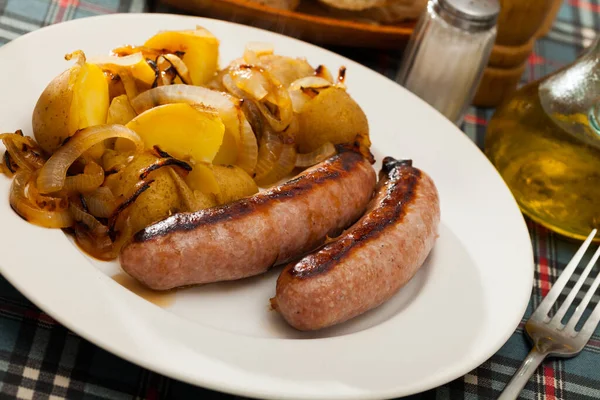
158,0,563,107
159,0,416,49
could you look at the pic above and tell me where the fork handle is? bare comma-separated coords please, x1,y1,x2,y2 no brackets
497,348,548,400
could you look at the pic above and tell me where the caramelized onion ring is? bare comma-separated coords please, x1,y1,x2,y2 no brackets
9,170,73,228
162,54,192,85
295,142,336,168
239,118,258,174
64,161,104,193
0,132,45,172
83,187,118,218
254,131,282,182
255,143,297,187
131,84,241,114
223,66,293,133
88,52,144,68
37,125,143,194
70,201,114,261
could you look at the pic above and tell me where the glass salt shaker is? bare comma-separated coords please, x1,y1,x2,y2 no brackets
396,0,500,126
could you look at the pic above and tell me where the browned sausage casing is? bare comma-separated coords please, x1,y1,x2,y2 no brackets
271,157,440,331
119,151,376,290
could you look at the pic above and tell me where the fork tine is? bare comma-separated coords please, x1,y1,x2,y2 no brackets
550,244,600,327
532,229,598,320
565,246,600,333
579,294,600,339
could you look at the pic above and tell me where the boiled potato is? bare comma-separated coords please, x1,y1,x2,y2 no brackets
211,119,240,167
144,27,219,85
185,162,220,194
108,152,226,234
32,52,109,154
124,103,225,163
186,163,258,205
126,168,183,235
105,71,126,100
106,95,137,126
105,152,158,197
129,57,157,87
295,87,369,153
211,164,258,205
193,190,218,210
108,152,183,234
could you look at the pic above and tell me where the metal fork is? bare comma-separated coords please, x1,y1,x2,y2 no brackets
498,229,600,400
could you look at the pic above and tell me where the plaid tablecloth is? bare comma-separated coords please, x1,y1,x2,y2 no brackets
0,0,599,399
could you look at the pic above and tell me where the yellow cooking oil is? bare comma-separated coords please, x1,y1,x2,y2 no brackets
484,80,600,242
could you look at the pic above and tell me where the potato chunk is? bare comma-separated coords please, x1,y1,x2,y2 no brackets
108,153,183,235
125,103,225,163
212,164,258,204
295,87,369,153
32,52,109,154
186,163,258,205
107,95,137,125
144,27,219,85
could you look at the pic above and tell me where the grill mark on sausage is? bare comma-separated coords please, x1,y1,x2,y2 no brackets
133,151,365,243
289,157,421,279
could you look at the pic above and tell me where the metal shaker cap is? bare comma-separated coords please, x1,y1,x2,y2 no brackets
434,0,500,31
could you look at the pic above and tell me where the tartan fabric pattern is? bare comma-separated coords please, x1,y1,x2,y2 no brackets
0,0,147,45
1,0,600,399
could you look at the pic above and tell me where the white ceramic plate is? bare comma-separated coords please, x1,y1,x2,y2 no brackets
0,13,533,400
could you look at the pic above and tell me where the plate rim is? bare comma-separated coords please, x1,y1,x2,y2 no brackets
0,12,534,400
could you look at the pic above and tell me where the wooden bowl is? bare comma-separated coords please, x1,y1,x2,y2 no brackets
160,0,416,49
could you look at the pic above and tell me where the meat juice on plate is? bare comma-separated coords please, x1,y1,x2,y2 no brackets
484,39,600,241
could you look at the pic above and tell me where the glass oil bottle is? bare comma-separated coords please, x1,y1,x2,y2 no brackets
484,38,600,241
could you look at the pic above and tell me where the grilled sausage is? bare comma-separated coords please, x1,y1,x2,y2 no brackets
271,157,440,331
119,150,376,290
